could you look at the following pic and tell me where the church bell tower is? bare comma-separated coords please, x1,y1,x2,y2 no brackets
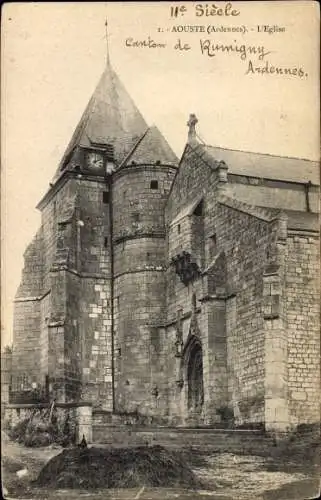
13,26,178,411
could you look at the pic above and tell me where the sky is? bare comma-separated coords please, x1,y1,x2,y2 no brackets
1,1,320,347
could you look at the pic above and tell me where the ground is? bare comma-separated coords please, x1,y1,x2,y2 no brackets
2,431,320,500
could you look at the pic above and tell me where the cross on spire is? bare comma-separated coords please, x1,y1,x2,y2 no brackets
187,114,198,144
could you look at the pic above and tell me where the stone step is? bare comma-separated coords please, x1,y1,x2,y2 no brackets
92,425,274,453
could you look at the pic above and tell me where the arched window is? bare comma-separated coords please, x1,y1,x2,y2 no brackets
186,338,204,412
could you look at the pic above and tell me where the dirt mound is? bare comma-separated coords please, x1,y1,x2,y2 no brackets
34,445,201,489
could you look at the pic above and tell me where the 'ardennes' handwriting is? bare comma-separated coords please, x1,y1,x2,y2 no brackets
200,39,271,60
245,60,308,78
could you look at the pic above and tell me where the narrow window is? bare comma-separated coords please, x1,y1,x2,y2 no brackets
209,233,217,259
193,200,204,216
177,224,181,234
150,180,158,190
118,348,122,357
57,222,66,249
103,191,110,204
104,236,108,248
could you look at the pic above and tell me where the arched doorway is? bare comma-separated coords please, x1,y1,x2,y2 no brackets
186,339,204,412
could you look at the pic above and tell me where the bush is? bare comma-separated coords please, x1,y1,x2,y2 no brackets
9,418,30,443
8,408,75,448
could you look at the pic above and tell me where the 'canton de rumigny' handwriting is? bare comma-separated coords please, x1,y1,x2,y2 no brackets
170,3,240,18
124,36,308,78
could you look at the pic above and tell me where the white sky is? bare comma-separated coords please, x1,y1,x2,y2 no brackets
1,2,320,346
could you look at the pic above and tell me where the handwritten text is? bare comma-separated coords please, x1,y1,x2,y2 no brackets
200,39,271,61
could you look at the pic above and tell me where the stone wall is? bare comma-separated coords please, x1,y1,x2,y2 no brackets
11,140,320,431
165,145,217,222
15,174,116,405
285,232,320,425
113,270,166,414
77,179,111,275
13,228,44,383
12,179,78,395
12,300,42,381
164,144,279,425
39,292,50,379
15,228,44,298
112,165,175,415
70,178,113,407
79,277,113,409
41,179,78,289
214,202,277,423
1,352,12,407
113,165,175,242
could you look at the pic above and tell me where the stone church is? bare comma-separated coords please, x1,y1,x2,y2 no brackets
11,55,320,432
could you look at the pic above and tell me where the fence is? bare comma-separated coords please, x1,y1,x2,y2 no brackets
8,372,49,404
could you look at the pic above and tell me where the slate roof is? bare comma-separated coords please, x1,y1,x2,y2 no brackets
282,209,319,231
204,145,320,185
170,195,204,226
122,126,178,167
56,61,148,174
217,194,279,221
53,60,178,181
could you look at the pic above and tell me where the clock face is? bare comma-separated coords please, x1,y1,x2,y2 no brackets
87,152,104,169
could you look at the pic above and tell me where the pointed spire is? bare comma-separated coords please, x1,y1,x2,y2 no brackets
52,19,177,182
54,58,148,176
104,18,111,67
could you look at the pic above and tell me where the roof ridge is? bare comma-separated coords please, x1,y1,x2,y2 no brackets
217,194,280,222
205,144,319,164
121,124,178,167
120,127,150,168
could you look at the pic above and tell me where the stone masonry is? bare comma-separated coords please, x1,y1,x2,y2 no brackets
10,57,320,432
